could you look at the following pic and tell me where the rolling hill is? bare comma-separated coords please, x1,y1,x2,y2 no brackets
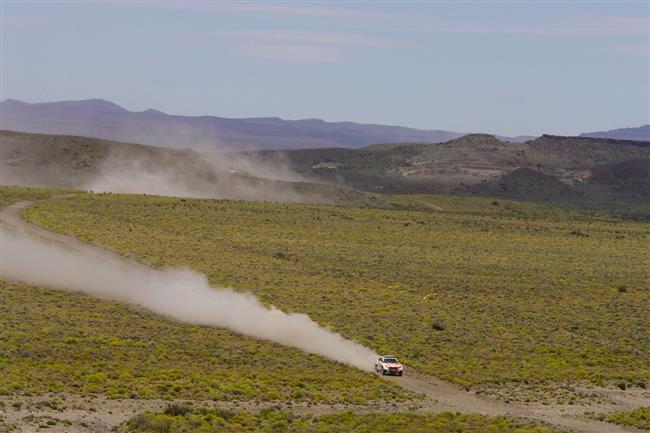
240,134,650,214
2,130,649,215
0,130,383,206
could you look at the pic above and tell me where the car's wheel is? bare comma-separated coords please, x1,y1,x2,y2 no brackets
398,371,403,376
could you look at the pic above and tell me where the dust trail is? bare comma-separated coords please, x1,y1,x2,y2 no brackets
0,222,378,370
82,148,310,203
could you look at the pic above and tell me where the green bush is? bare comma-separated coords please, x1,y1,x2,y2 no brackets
600,407,650,430
120,409,560,433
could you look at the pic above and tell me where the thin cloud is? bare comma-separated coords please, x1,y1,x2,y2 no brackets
566,15,649,37
401,14,649,38
239,43,342,63
220,29,398,47
156,2,649,39
159,2,389,20
0,15,53,27
135,78,190,87
500,96,526,105
198,3,649,38
208,28,400,63
608,44,650,56
608,64,650,75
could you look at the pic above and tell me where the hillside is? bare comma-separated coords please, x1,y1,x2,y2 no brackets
0,130,383,206
242,134,650,214
3,130,649,215
0,98,530,152
581,124,650,141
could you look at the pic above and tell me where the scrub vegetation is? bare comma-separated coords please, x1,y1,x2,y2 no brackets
120,407,558,433
0,186,409,405
0,279,408,404
600,407,650,430
0,185,65,207
24,192,650,403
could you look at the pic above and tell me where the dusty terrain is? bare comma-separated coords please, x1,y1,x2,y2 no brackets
0,130,384,206
1,197,648,432
1,372,648,432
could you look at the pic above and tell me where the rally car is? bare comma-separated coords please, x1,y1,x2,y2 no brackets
375,355,404,376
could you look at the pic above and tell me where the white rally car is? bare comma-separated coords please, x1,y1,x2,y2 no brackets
375,355,404,376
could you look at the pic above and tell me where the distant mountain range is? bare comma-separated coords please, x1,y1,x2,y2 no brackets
0,98,534,151
580,125,650,141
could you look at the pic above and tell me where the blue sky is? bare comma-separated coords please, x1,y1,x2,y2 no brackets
1,1,648,136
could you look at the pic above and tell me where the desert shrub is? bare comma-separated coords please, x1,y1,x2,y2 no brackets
120,409,560,433
0,186,67,208
9,188,650,403
600,407,650,430
0,279,405,404
431,322,445,331
163,403,193,416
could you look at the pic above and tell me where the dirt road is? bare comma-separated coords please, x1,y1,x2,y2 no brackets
1,197,647,433
387,370,648,433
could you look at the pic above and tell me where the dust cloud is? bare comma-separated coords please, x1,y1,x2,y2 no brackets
0,225,378,370
83,149,311,203
0,131,337,204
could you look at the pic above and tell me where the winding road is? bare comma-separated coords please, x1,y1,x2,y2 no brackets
1,197,647,433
